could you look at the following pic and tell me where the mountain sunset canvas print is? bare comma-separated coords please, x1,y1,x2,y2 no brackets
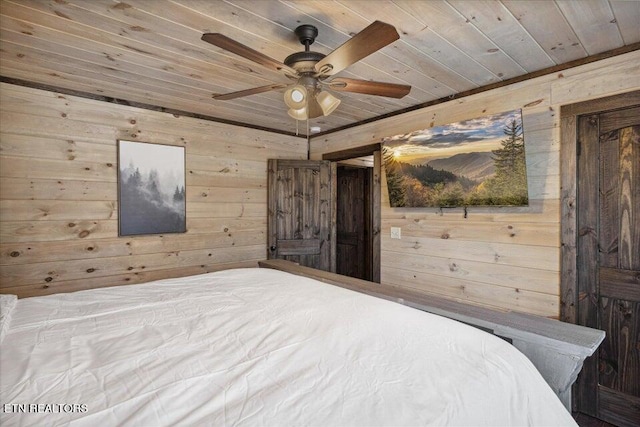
383,109,529,208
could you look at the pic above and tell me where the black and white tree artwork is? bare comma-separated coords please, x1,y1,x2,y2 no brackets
118,140,186,236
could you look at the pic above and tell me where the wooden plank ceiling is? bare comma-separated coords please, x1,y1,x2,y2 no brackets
1,0,638,136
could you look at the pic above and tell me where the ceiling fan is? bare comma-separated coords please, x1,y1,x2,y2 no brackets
201,21,411,120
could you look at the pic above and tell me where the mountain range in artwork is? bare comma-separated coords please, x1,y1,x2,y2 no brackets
427,151,495,183
382,109,529,207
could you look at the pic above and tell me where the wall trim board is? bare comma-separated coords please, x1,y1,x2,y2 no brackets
321,143,381,161
0,76,304,139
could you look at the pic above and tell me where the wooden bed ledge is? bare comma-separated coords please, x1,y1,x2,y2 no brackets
258,259,603,354
259,259,605,411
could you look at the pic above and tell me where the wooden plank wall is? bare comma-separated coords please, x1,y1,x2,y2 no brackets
310,50,640,318
0,82,306,298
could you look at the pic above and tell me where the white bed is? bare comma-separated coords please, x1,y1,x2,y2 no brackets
0,268,576,426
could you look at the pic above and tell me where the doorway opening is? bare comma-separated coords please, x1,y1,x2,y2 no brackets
323,144,381,283
337,162,372,281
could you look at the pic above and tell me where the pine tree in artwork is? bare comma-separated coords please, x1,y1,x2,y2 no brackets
382,147,406,207
483,119,528,205
129,167,142,187
146,169,162,201
493,119,524,174
173,185,186,202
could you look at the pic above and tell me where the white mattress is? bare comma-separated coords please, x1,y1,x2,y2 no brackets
0,268,575,426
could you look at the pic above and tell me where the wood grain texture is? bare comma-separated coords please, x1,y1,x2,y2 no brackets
0,83,305,298
599,129,621,268
596,120,640,414
617,126,640,271
598,386,640,427
1,260,259,298
573,410,617,427
560,91,640,415
561,113,578,324
561,91,640,326
599,268,640,303
567,101,640,423
596,122,640,406
267,159,335,272
336,166,372,280
600,298,640,396
576,113,601,416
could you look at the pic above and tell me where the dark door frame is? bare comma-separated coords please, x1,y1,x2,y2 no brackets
323,143,381,283
559,90,640,414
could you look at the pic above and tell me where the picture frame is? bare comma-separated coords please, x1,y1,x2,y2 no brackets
117,140,186,236
382,109,529,208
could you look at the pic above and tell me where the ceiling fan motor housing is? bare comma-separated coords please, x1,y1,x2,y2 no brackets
284,51,325,73
294,24,318,47
284,24,328,75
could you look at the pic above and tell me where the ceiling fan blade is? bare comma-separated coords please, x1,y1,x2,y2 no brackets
213,84,288,100
315,21,399,77
202,33,298,77
327,78,411,98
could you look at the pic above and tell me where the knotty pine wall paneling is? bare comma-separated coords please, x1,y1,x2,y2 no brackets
310,50,640,318
0,83,306,298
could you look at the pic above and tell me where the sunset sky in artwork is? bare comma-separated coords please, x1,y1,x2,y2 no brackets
383,109,523,164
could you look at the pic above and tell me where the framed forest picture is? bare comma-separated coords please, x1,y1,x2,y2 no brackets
382,109,529,208
117,140,186,236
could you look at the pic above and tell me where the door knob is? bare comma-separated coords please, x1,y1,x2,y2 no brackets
270,246,277,251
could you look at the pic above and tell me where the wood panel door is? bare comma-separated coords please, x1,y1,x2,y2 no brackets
336,166,371,281
576,105,640,426
267,159,336,272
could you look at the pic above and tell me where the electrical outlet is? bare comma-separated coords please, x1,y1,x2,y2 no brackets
390,227,401,239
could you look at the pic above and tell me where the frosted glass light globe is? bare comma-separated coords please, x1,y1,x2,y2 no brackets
291,89,304,103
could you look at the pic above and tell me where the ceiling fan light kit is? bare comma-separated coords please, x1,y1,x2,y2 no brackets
284,84,308,110
315,91,341,116
287,106,308,121
202,20,411,125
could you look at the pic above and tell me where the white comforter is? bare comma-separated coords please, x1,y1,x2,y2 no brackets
0,268,575,426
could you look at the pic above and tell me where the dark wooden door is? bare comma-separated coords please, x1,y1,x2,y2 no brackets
267,159,336,272
336,166,371,281
576,105,640,426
